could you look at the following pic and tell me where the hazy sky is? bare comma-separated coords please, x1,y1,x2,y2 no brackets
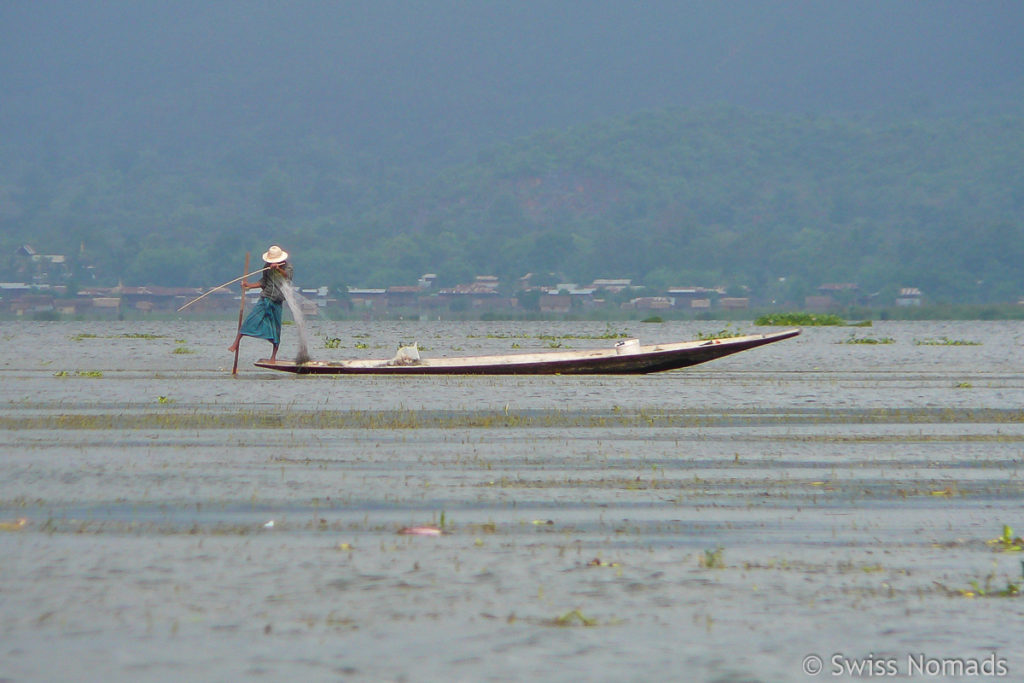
2,1,1023,156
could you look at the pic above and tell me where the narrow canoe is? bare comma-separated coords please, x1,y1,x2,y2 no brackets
254,328,800,375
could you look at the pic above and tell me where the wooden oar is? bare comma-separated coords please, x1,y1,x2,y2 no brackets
231,252,250,375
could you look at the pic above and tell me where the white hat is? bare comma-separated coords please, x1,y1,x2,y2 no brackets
262,245,288,263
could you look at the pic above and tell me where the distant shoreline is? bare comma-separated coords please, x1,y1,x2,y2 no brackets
6,303,1024,324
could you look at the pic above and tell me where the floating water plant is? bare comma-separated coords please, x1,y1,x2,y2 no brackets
70,332,165,341
755,312,846,326
841,335,895,344
324,336,342,349
915,337,982,346
987,525,1024,552
936,574,1021,598
172,346,194,354
699,547,725,569
475,327,628,341
587,557,619,568
551,609,598,627
696,326,745,340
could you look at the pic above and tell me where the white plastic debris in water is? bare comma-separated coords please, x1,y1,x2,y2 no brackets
615,338,640,355
398,525,441,536
263,520,275,529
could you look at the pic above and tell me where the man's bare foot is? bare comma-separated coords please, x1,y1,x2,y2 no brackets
228,344,238,352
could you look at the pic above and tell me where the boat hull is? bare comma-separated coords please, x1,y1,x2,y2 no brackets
254,329,800,375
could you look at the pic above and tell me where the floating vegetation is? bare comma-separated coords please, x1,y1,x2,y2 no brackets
157,396,174,404
0,518,29,532
696,326,745,340
640,316,663,323
474,326,628,341
172,346,194,354
755,312,846,326
987,525,1024,552
699,547,725,569
70,332,165,341
915,337,982,346
954,381,973,389
324,336,342,349
54,370,104,378
587,557,620,568
935,574,1021,598
6,406,1024,431
549,609,598,627
840,335,895,344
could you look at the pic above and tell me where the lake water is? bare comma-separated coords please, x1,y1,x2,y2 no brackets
1,319,1023,681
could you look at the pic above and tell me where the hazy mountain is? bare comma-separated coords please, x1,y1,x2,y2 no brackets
3,1,1021,162
1,2,1022,303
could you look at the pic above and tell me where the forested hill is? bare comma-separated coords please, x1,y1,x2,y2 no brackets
3,106,1023,303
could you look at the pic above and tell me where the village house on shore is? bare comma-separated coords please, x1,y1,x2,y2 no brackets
3,244,937,317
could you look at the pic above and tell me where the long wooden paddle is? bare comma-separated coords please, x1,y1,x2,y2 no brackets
231,252,250,375
176,265,270,312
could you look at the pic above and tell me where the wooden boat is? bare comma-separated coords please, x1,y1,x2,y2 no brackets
254,328,800,375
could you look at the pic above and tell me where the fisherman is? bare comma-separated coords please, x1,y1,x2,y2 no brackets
228,245,293,362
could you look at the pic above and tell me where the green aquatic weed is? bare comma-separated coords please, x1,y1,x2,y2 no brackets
755,312,845,326
696,326,745,340
841,335,894,344
936,570,1021,598
988,525,1024,552
700,547,725,569
915,337,982,346
552,610,598,627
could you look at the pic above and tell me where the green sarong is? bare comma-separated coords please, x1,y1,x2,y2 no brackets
239,297,283,345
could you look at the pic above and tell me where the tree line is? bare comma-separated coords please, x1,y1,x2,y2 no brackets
2,105,1022,304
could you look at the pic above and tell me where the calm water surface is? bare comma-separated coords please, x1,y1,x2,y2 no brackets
1,320,1023,681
